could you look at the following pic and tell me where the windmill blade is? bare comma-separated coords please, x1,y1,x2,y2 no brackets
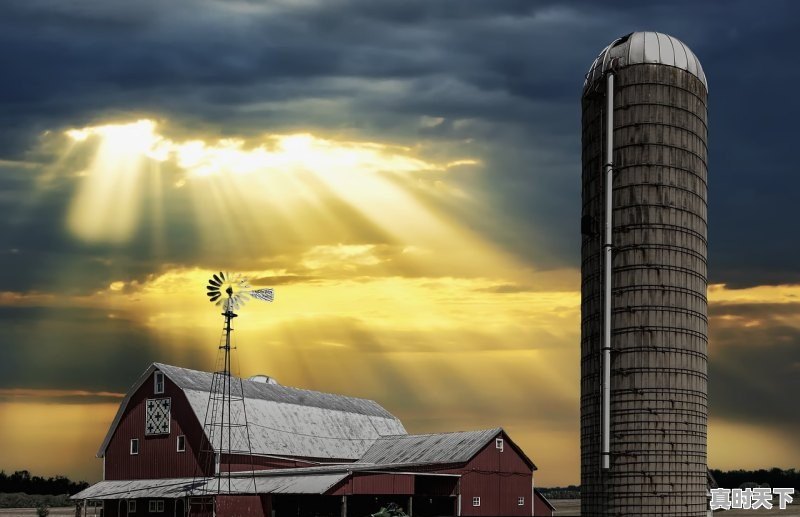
250,288,275,302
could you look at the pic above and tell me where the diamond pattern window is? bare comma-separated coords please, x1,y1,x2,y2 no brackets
145,397,171,435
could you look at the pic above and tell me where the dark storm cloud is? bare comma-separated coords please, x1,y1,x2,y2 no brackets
709,302,800,436
0,156,202,294
1,0,800,289
0,306,201,393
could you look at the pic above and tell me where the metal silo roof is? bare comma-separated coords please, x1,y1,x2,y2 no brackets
584,32,707,91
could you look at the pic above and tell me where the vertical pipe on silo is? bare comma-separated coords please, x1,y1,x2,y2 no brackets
601,71,614,471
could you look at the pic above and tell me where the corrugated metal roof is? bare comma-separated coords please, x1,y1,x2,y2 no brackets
584,32,707,92
357,428,503,465
156,364,396,418
72,474,348,500
246,462,461,476
98,363,406,459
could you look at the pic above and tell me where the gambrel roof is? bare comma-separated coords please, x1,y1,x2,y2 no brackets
98,363,407,460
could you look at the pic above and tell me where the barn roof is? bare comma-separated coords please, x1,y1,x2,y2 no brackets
72,473,348,500
357,428,537,470
98,363,406,460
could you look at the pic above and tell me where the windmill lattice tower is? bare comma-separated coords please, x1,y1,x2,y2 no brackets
190,273,274,514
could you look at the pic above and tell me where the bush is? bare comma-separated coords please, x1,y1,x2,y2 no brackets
36,502,50,517
0,492,72,509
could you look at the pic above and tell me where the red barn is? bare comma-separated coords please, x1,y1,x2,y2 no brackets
532,489,555,516
74,363,539,516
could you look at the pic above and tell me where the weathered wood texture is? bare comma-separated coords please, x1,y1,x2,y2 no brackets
581,63,708,516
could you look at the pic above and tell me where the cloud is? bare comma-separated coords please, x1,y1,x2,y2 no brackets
3,0,800,485
0,388,124,404
3,1,800,287
708,289,800,439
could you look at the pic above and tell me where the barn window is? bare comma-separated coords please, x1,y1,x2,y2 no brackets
518,496,525,506
128,500,136,513
495,438,504,452
154,372,165,394
149,500,164,512
177,435,186,452
130,438,139,455
472,497,481,507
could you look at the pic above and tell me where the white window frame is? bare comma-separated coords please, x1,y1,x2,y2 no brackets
154,372,165,394
128,500,136,513
495,437,504,452
177,435,186,452
518,496,525,506
149,500,164,513
130,438,139,455
472,496,481,507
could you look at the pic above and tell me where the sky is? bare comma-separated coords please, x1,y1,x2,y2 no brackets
0,0,799,487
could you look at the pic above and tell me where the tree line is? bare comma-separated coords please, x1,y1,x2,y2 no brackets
710,468,799,489
539,468,799,499
0,471,88,496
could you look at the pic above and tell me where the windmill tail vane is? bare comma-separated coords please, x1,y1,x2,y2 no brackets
249,288,274,302
205,271,275,311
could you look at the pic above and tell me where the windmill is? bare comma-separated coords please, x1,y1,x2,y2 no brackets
190,272,274,512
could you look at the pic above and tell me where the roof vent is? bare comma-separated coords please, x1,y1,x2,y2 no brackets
248,374,279,385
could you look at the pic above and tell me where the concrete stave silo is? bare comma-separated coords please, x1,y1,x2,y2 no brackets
580,32,709,516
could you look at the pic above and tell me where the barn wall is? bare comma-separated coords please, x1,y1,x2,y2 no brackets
216,495,270,517
328,473,415,496
533,491,554,517
105,372,211,480
103,498,195,517
440,432,532,517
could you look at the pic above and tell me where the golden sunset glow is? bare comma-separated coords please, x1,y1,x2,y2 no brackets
3,1,799,502
0,402,121,481
1,115,798,487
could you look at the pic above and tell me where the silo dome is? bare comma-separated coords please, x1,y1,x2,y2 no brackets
248,374,279,385
584,32,708,91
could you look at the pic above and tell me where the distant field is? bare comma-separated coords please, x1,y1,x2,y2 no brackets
551,499,800,516
0,509,77,516
552,499,580,516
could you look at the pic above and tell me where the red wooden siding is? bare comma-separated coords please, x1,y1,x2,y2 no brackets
329,473,415,496
533,490,555,516
440,431,533,517
101,498,198,517
105,372,211,480
216,495,270,517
